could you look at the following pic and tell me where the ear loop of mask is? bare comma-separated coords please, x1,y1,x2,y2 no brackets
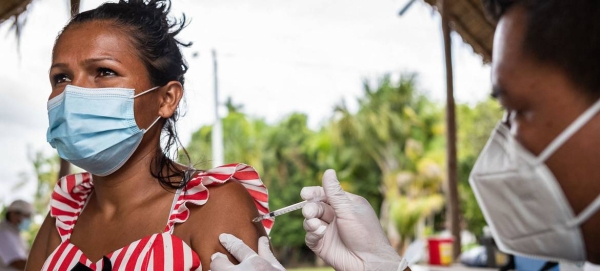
132,86,162,134
524,98,600,228
143,117,162,134
134,86,160,98
537,98,600,163
563,99,600,227
568,194,600,227
135,85,195,179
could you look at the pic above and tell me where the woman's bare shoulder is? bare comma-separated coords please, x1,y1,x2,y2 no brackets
25,212,61,271
183,181,267,270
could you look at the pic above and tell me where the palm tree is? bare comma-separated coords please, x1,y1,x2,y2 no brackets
331,74,446,252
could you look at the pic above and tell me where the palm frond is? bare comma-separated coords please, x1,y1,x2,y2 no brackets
0,0,33,52
0,0,79,56
0,0,32,24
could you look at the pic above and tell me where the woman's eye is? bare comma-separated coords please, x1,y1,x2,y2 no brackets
98,68,117,77
53,74,71,84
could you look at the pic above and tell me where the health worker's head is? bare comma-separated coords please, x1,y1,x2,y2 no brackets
483,0,600,262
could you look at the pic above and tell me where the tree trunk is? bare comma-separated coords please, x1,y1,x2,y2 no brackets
379,170,401,248
379,197,400,247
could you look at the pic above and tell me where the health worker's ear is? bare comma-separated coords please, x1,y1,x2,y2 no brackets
157,81,183,118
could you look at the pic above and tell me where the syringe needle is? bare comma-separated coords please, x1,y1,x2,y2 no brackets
252,196,327,222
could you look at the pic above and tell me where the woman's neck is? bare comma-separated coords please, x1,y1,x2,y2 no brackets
90,144,171,217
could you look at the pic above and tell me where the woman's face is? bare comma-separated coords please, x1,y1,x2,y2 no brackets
49,20,160,130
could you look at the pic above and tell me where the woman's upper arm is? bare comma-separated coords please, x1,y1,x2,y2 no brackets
188,181,267,271
25,212,60,271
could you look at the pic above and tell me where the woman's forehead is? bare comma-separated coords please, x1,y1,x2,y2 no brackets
52,21,138,64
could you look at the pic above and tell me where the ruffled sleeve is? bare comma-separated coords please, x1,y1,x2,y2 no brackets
50,173,94,241
165,163,274,234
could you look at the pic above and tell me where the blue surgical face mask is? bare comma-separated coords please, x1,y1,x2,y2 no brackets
18,218,31,231
46,85,161,176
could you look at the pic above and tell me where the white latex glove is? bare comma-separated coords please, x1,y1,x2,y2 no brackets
301,169,408,271
210,233,286,271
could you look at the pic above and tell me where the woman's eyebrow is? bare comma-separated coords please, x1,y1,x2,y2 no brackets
82,57,122,65
50,62,68,69
50,57,122,70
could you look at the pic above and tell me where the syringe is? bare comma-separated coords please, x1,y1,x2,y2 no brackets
252,196,327,222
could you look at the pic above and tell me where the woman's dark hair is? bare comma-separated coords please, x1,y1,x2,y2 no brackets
482,0,600,96
60,0,193,189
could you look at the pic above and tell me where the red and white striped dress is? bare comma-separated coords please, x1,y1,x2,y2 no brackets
41,163,274,271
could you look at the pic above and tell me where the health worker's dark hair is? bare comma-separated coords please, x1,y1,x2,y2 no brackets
482,0,600,96
60,0,194,189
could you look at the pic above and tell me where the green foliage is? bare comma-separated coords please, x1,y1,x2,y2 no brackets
390,194,444,233
20,149,60,247
260,113,321,248
29,150,60,215
184,76,501,259
308,124,383,214
186,106,319,248
185,109,267,171
456,99,503,236
332,74,444,175
331,74,446,251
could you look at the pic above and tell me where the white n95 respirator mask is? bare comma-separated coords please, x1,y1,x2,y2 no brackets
469,100,600,263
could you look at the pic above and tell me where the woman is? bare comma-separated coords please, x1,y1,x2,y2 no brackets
26,1,273,270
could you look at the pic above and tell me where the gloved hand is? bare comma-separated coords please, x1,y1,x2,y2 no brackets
301,169,408,271
210,233,286,271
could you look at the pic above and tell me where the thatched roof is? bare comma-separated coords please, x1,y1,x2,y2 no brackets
0,0,31,24
422,0,495,63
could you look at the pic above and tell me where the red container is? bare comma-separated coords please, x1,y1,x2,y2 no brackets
428,237,453,266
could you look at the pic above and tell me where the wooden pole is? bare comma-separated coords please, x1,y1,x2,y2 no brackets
211,49,224,167
70,0,80,17
441,0,461,259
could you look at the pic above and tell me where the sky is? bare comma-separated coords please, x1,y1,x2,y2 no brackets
0,0,492,205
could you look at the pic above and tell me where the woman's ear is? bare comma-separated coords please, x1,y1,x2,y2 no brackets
158,81,183,118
